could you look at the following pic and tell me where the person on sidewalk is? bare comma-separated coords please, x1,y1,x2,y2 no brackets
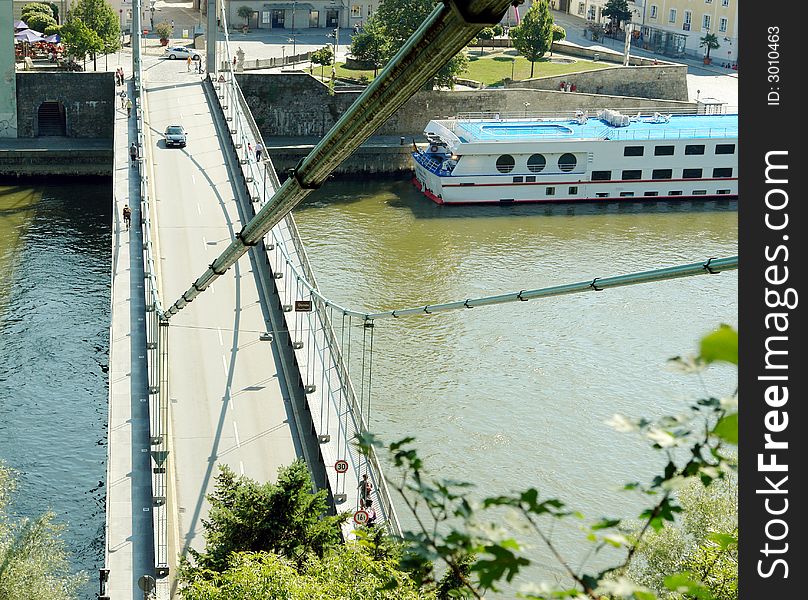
129,143,138,166
122,204,132,230
254,142,264,162
126,98,133,117
119,89,127,108
187,56,192,71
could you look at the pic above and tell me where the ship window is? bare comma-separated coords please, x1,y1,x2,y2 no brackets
596,192,609,197
558,153,577,172
669,190,683,195
654,145,675,155
527,154,546,173
624,146,644,156
513,176,524,183
712,167,733,178
460,182,475,186
717,189,732,194
546,187,556,195
685,144,705,155
715,144,736,154
622,169,642,180
526,176,536,182
592,170,611,181
683,168,702,178
652,169,673,179
693,190,707,195
496,154,515,173
646,191,659,196
620,191,635,197
568,186,578,194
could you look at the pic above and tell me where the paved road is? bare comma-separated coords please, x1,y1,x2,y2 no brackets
142,58,303,577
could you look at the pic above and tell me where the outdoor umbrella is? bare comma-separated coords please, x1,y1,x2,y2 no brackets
14,20,28,30
45,34,61,43
15,29,46,42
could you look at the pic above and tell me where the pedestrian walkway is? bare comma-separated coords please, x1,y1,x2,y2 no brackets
105,74,158,598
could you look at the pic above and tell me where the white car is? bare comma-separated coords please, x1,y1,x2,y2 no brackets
164,46,200,60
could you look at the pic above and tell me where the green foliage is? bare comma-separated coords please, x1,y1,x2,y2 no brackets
180,545,435,599
350,20,387,75
236,5,253,24
185,461,347,575
0,463,87,599
155,21,173,41
475,27,495,56
587,22,606,41
23,11,57,33
21,2,53,21
68,0,121,62
603,0,633,25
311,45,334,68
699,33,721,58
510,0,554,78
60,17,102,62
44,24,63,36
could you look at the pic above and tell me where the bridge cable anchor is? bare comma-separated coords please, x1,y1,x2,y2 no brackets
209,262,228,276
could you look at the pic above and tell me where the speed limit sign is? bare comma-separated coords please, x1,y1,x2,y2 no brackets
334,460,349,473
353,509,369,525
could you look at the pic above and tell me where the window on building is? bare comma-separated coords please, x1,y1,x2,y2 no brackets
650,5,658,19
262,11,271,24
578,2,585,16
646,191,659,196
669,8,677,23
568,186,578,194
715,144,736,154
496,154,515,173
652,169,673,179
669,190,683,195
527,154,546,173
722,0,729,6
620,191,635,197
513,176,523,183
683,168,703,178
546,187,556,196
596,192,609,198
558,153,577,172
682,11,691,30
693,190,707,195
351,5,361,18
685,144,705,155
526,175,536,182
705,0,713,4
713,168,733,178
592,170,611,181
622,170,642,180
717,189,732,194
703,14,711,31
719,17,728,32
684,11,692,24
624,146,644,156
655,145,675,156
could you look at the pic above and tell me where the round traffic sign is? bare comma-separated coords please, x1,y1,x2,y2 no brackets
334,459,348,473
353,509,369,525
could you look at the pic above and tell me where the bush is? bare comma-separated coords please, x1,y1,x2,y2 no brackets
25,12,57,33
44,24,62,36
155,21,173,41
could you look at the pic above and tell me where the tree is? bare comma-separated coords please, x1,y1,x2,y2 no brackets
69,0,121,70
44,23,63,37
372,0,469,89
475,26,495,56
700,33,721,61
155,21,173,43
311,45,334,78
237,5,253,27
550,24,566,56
21,2,53,21
23,11,57,33
603,0,632,29
510,0,554,78
0,463,88,599
60,17,102,66
186,460,347,574
349,20,387,76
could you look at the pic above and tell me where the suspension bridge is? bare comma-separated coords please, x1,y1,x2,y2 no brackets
100,1,738,598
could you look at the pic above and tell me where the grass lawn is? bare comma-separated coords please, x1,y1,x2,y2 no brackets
323,50,612,87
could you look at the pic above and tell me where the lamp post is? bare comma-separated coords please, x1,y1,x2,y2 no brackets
511,57,515,80
523,102,530,117
291,0,296,59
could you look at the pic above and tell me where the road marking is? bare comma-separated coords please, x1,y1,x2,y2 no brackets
191,173,196,184
233,422,241,448
239,461,245,475
218,327,223,345
197,203,201,215
222,355,228,375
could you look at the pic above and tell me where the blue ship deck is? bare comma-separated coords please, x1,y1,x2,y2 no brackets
455,113,738,143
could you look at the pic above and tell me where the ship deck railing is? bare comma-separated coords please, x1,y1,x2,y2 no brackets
413,151,455,176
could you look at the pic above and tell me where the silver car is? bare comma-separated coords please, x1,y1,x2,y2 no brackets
164,46,200,60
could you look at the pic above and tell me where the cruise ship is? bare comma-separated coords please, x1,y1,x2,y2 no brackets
411,110,738,205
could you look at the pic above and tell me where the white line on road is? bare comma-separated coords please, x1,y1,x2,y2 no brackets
233,422,241,448
222,355,228,375
197,203,201,215
218,327,223,345
239,461,245,475
191,173,196,185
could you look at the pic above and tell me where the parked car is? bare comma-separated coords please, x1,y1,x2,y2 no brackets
164,46,200,60
164,125,187,148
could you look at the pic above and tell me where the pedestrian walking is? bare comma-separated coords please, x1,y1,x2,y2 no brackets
126,98,133,117
246,142,253,162
358,473,372,507
122,204,132,230
119,89,127,108
187,55,192,71
254,141,263,162
129,143,138,165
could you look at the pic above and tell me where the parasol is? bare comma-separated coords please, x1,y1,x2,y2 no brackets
15,29,45,43
44,34,61,43
14,20,28,30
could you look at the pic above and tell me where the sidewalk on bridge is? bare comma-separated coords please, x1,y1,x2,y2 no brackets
105,74,158,599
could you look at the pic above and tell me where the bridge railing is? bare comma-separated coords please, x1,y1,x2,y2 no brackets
210,7,402,537
133,49,170,577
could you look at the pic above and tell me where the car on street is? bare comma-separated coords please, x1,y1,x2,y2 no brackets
164,46,200,60
164,125,187,148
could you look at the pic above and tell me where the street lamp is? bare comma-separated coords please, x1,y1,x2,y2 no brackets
511,57,515,80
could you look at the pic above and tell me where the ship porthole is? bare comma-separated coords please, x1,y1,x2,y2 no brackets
430,145,439,153
527,154,546,173
558,153,577,172
496,154,515,173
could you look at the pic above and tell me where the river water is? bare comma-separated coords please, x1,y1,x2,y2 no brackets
293,180,738,592
0,182,111,599
0,178,737,598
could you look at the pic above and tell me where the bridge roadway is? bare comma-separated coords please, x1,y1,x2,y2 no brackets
107,57,317,599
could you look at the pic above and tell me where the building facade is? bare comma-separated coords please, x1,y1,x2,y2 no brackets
221,1,377,31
